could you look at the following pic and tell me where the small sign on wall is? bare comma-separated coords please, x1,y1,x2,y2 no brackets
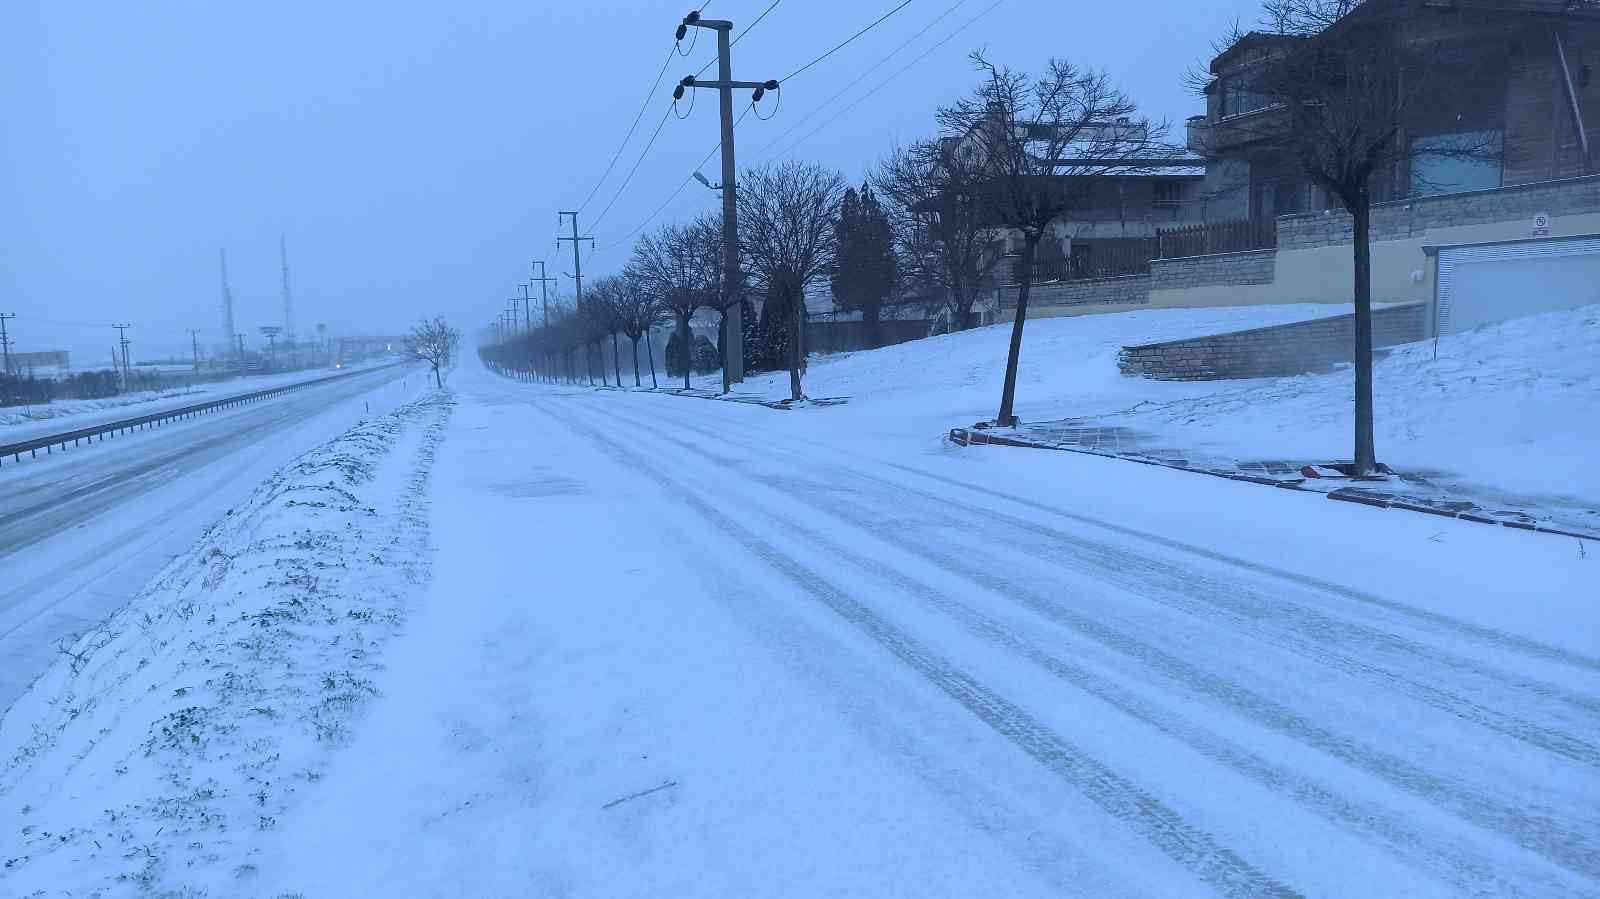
1532,211,1551,237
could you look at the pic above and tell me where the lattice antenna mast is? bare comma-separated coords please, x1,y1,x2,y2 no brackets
280,235,295,340
220,248,236,354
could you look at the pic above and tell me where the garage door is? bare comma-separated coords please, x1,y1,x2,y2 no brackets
1435,235,1600,335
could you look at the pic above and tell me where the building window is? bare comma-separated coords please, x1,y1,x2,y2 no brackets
1152,180,1182,209
1410,131,1503,197
1220,70,1272,118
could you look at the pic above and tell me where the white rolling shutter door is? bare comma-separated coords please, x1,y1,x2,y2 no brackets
1435,236,1600,335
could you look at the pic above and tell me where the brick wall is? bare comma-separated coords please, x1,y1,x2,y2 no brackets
1150,248,1275,290
1278,173,1600,251
1117,302,1430,380
997,274,1151,311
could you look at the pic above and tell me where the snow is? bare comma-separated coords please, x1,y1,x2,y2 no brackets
685,302,1600,521
2,308,1596,897
0,394,450,894
0,361,393,444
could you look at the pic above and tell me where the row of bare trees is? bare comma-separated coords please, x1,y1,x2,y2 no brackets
483,160,860,401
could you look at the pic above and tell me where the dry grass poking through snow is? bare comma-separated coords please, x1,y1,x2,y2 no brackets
0,393,452,897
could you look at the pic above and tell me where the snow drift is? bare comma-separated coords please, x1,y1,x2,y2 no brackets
0,393,451,896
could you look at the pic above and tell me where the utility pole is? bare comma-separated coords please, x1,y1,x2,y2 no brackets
557,212,592,304
677,12,778,392
0,313,15,378
187,328,201,373
505,298,522,337
113,323,133,392
518,283,534,334
532,260,557,327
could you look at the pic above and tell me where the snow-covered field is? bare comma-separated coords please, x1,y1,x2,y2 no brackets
685,303,1600,516
2,317,1595,897
1,395,450,894
0,361,393,444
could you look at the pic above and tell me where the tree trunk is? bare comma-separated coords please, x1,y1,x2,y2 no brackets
1351,194,1378,476
611,332,623,387
865,302,882,348
995,234,1039,427
787,288,805,402
630,336,641,386
432,361,441,389
679,312,692,391
646,332,659,388
586,344,594,385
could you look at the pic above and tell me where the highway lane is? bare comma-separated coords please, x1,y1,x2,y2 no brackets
0,364,425,711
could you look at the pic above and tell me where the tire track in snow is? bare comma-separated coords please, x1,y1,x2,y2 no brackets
540,398,1303,899
584,396,1600,885
617,398,1600,748
630,401,1600,734
592,404,1582,896
597,388,1600,678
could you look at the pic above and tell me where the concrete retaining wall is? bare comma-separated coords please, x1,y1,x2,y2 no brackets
1117,302,1430,380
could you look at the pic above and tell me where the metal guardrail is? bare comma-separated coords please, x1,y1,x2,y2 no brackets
0,361,407,467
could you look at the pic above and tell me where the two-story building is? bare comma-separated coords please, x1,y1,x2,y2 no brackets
1168,0,1600,335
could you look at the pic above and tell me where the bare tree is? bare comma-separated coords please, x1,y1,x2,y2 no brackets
632,221,719,391
939,52,1165,427
1203,0,1504,474
599,267,661,388
738,160,847,402
874,139,996,333
404,316,462,388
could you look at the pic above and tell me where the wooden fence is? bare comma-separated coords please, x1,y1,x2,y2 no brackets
1154,217,1277,259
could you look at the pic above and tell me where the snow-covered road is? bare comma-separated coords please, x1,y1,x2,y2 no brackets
0,364,425,711
245,362,1597,898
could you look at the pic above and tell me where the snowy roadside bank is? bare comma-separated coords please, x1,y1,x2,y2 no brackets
0,393,451,896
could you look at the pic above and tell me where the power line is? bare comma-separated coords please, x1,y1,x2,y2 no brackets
769,0,1003,161
589,102,678,232
695,0,783,76
778,0,915,84
575,45,681,214
757,0,970,157
598,107,752,253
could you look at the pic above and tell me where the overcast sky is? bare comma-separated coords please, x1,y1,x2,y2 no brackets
2,0,1262,362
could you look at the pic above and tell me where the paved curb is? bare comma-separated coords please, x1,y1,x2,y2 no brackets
508,376,850,411
948,427,1597,542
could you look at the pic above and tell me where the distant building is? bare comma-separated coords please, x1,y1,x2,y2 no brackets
10,350,70,372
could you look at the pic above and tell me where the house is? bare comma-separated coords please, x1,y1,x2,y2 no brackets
1161,0,1600,335
1191,1,1600,215
937,117,1210,320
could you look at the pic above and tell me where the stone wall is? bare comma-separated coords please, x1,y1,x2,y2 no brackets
1117,302,1430,380
997,274,1151,312
1277,174,1600,251
1150,248,1275,290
